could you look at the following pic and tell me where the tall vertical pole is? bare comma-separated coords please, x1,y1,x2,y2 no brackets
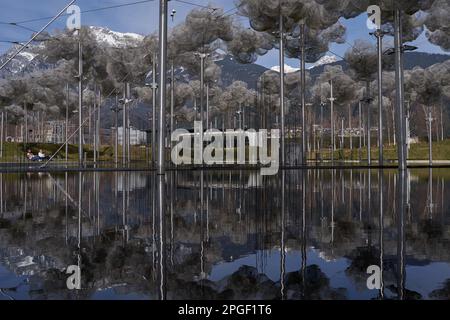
0,112,3,158
349,105,353,151
428,108,433,166
394,8,407,170
199,54,206,129
78,37,83,165
115,94,119,164
440,103,444,141
157,0,168,175
65,83,69,162
93,85,97,164
376,30,384,165
300,22,306,165
206,83,210,130
329,80,335,163
24,101,28,145
97,90,101,161
366,82,371,165
359,101,362,161
279,13,285,166
170,61,175,136
122,84,127,165
152,53,157,167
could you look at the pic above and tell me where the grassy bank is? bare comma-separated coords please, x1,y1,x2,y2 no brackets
311,139,450,162
1,139,450,163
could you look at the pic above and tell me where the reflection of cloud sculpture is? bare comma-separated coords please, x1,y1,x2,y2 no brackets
430,279,450,299
284,265,347,300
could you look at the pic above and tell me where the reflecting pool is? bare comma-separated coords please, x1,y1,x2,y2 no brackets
0,169,449,300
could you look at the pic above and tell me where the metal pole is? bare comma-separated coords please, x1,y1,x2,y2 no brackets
97,90,101,162
366,81,371,165
170,61,174,136
376,30,384,165
122,84,127,165
24,101,28,145
93,86,97,164
428,108,433,166
206,83,210,130
66,83,69,162
329,80,335,163
78,38,83,165
349,105,353,151
152,53,157,167
359,101,362,161
300,22,306,165
440,103,444,141
0,112,3,158
157,0,168,175
115,94,119,164
199,54,206,129
279,13,285,166
394,8,407,170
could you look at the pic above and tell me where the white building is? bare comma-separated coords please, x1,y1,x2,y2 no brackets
117,127,147,145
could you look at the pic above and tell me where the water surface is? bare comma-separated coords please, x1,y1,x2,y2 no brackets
0,169,449,300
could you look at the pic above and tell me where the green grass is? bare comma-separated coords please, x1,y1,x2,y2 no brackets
0,142,149,162
308,139,450,162
1,139,450,164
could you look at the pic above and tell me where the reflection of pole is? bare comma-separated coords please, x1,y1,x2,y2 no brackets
300,22,306,165
396,170,406,300
157,0,168,175
279,13,285,166
394,9,407,171
280,171,286,300
157,174,166,299
379,169,384,299
301,170,307,298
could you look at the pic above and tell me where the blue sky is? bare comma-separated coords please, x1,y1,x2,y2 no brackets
0,0,448,69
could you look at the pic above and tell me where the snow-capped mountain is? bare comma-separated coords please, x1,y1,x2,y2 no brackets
89,26,144,48
0,27,145,78
270,64,300,73
308,55,338,69
270,55,338,74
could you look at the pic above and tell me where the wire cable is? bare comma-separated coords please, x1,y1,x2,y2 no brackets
5,0,156,25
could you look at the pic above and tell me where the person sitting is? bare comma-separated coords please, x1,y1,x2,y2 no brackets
26,150,40,161
38,149,48,161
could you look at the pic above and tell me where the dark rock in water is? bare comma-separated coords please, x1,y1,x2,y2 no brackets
387,285,422,300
